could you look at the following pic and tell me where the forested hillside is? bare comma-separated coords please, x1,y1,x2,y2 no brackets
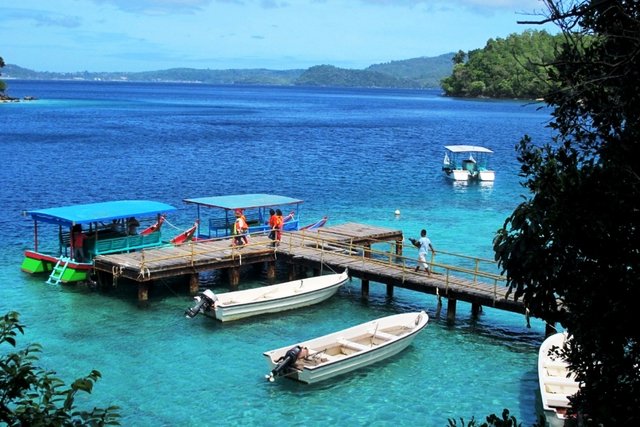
441,30,561,99
367,53,453,88
295,65,422,88
1,54,453,89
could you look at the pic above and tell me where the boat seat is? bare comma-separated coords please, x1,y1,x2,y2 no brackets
544,393,571,408
543,359,569,369
338,338,369,352
543,375,578,387
368,330,397,341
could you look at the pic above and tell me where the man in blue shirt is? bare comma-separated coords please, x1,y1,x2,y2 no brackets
411,229,436,275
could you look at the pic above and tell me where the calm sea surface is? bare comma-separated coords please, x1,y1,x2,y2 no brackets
0,80,553,426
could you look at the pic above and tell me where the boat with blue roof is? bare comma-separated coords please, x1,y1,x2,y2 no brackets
182,193,327,240
21,199,177,284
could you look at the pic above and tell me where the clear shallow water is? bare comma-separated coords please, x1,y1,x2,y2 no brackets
1,81,553,426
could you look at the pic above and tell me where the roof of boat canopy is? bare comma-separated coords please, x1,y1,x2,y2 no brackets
25,200,177,227
444,145,493,153
183,194,303,210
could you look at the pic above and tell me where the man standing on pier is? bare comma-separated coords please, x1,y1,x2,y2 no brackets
411,229,436,275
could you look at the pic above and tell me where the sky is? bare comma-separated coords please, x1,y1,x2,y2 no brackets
1,0,556,73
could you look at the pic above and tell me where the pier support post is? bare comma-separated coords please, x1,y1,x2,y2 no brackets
471,303,482,317
138,282,149,303
361,279,370,298
447,298,457,323
189,274,199,295
396,238,403,256
386,283,394,297
266,262,276,280
228,268,240,288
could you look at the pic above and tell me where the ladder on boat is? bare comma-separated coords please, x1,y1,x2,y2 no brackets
46,257,71,285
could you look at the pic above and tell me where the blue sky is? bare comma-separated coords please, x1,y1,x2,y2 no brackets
1,0,554,72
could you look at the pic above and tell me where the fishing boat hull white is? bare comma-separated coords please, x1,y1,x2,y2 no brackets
263,311,428,384
185,270,348,322
538,332,579,425
442,145,495,182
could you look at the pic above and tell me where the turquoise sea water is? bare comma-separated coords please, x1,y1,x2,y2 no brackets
1,81,554,426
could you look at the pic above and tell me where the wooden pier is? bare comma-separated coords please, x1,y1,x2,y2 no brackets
92,222,526,323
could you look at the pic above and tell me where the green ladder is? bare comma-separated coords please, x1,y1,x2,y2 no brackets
47,257,71,285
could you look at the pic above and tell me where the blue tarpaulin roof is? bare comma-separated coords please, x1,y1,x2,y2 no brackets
183,194,303,210
26,200,177,226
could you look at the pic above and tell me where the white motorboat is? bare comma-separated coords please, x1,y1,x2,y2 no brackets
263,311,428,384
442,145,495,181
185,270,348,322
538,332,580,424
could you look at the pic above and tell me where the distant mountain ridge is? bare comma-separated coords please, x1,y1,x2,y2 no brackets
1,53,453,89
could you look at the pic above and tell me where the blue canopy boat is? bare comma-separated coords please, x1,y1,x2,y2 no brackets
182,193,326,240
21,200,177,284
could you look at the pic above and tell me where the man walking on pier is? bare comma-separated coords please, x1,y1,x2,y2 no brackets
411,229,436,275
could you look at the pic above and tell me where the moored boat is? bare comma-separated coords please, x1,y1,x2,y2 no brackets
21,200,177,284
182,193,327,240
538,332,580,425
442,145,495,182
185,269,349,322
263,311,428,384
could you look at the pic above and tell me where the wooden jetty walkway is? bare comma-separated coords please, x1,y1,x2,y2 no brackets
92,222,526,323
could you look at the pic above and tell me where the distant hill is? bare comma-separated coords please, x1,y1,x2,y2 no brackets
366,53,455,88
1,54,454,90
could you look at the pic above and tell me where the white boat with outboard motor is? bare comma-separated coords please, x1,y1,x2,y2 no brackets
185,270,349,322
442,145,495,182
538,332,580,425
263,311,428,384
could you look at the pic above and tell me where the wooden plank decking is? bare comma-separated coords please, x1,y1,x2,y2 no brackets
92,222,525,315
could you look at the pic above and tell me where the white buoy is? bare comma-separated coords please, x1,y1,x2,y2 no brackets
394,209,400,216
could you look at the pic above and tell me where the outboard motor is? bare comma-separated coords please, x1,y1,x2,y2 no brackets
184,289,217,318
265,345,307,382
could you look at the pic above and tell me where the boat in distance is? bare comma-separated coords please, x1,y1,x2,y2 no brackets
264,311,428,384
442,145,495,182
538,332,580,425
185,270,349,322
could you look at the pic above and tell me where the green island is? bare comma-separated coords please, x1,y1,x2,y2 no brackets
1,30,562,100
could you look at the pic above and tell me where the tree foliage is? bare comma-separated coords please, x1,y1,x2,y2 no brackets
0,311,120,426
494,1,640,425
441,30,562,99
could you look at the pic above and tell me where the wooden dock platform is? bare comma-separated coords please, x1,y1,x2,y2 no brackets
92,222,525,322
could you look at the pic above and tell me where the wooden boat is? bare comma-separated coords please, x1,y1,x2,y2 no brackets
263,311,428,384
140,214,165,235
20,200,177,284
182,193,327,240
185,270,349,322
538,332,580,424
170,220,199,245
300,215,328,230
442,145,495,182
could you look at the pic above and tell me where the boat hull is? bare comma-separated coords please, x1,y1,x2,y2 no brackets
478,170,495,181
538,332,579,423
443,168,471,181
264,311,428,384
21,250,92,283
205,271,349,322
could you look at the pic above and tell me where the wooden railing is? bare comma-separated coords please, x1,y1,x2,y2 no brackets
281,230,507,298
128,229,507,299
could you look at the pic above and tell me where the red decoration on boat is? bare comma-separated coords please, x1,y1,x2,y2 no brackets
140,215,166,235
171,220,199,245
